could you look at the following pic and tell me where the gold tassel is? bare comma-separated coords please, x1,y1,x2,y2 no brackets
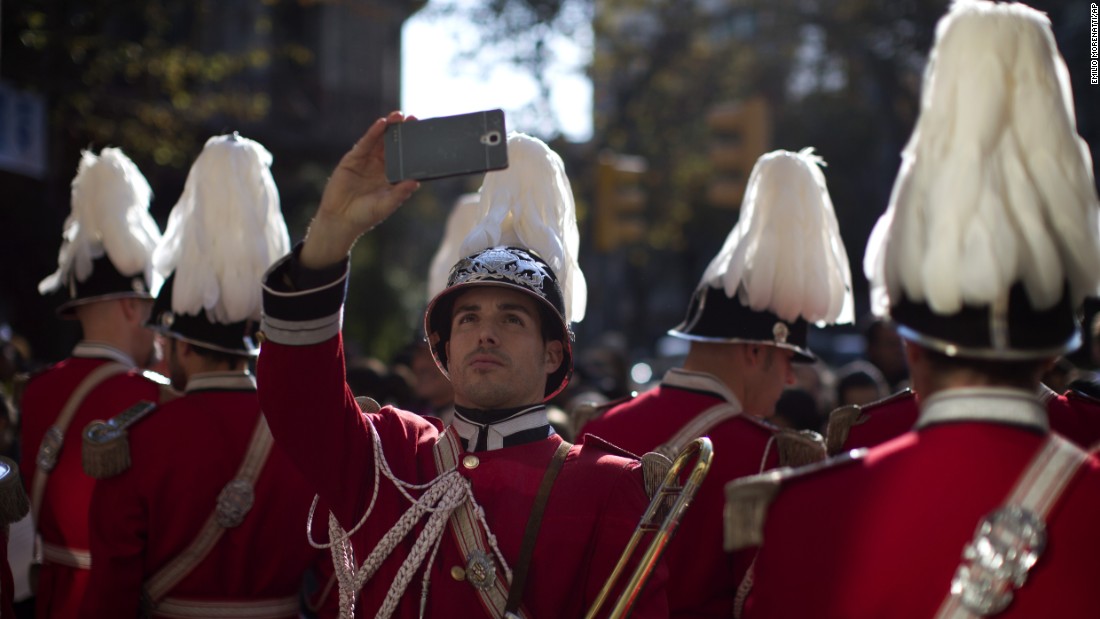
825,404,862,456
723,472,782,551
81,400,158,479
82,420,131,479
641,451,676,523
0,457,29,524
776,429,826,468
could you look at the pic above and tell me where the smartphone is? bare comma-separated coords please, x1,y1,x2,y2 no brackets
385,109,509,183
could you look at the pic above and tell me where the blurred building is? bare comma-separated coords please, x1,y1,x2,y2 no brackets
0,0,424,362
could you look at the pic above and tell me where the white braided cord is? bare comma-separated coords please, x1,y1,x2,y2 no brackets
303,414,512,618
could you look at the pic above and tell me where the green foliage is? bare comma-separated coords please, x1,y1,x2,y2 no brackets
6,0,314,168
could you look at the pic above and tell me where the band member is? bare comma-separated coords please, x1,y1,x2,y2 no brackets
727,2,1100,616
21,148,168,618
579,148,849,617
81,134,325,617
255,120,668,617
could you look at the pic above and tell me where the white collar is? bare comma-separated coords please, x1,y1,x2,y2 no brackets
915,387,1048,433
184,371,256,393
451,405,554,451
662,368,744,410
73,341,137,368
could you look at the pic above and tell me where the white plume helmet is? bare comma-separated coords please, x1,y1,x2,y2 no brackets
427,192,482,303
700,148,854,326
865,0,1100,319
153,133,290,324
455,132,588,324
38,147,162,297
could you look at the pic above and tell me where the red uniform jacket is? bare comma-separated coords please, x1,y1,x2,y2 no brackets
256,254,668,619
832,385,1100,453
81,372,324,618
578,369,784,619
741,387,1100,618
19,343,163,618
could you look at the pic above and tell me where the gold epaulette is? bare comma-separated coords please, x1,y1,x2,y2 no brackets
723,470,783,551
776,429,826,467
825,404,863,456
824,388,915,456
640,451,673,501
355,396,382,414
724,448,867,551
82,400,158,479
0,456,29,525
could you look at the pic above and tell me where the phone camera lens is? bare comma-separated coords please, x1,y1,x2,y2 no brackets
481,131,502,146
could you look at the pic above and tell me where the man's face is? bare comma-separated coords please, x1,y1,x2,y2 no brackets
444,286,563,409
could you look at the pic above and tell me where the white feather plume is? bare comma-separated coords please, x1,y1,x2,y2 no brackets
865,0,1100,317
428,192,482,302
153,134,290,324
699,148,854,326
457,133,588,324
38,148,162,296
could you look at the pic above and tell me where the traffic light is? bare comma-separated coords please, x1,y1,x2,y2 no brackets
594,151,647,253
707,96,772,208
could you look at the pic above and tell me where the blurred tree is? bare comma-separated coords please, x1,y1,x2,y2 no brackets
3,1,297,168
446,0,1099,363
0,0,426,365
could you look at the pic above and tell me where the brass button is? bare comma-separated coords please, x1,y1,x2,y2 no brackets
462,455,480,469
451,566,466,581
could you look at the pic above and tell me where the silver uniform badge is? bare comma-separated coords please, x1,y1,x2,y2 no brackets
450,247,549,292
37,426,65,472
216,479,255,528
949,505,1046,616
464,549,497,591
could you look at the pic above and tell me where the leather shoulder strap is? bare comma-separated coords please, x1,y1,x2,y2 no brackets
31,362,128,525
434,430,514,618
934,435,1088,618
504,440,571,615
143,413,276,606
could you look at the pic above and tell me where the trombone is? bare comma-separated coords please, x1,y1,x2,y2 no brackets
585,436,714,619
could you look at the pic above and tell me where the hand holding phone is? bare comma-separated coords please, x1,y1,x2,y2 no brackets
303,112,420,269
385,109,509,183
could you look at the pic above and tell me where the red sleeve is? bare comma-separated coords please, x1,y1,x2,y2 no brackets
256,334,441,532
82,464,146,616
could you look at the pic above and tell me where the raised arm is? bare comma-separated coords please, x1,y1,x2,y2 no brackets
257,114,421,526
